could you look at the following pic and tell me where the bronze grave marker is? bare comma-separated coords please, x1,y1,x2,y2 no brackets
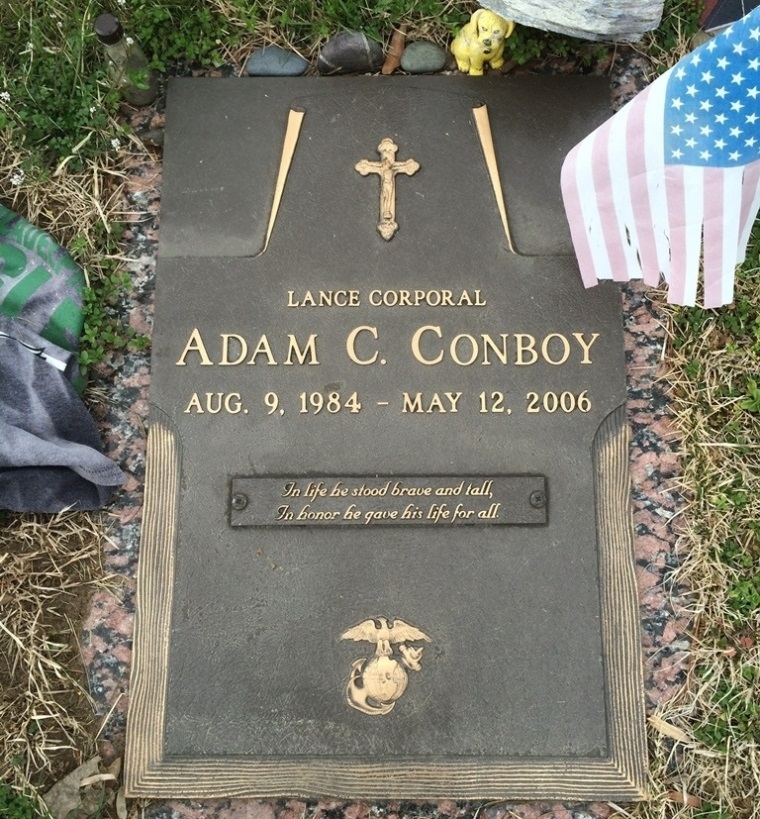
126,77,647,801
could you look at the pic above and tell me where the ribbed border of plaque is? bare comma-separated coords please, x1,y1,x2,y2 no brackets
125,409,647,800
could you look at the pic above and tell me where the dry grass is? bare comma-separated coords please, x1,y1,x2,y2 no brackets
0,512,115,793
0,91,128,808
627,265,760,819
0,139,128,277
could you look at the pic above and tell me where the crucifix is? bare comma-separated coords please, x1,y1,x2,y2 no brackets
355,138,420,240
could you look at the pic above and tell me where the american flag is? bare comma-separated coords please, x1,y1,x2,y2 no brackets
561,8,760,307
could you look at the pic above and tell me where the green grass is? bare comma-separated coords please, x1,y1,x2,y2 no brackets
0,1,120,174
0,782,50,819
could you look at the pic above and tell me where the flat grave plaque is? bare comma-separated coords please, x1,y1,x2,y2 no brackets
126,77,647,801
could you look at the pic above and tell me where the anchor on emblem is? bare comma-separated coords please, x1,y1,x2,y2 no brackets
340,616,431,716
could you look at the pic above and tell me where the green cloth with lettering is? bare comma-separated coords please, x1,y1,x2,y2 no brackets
0,204,124,511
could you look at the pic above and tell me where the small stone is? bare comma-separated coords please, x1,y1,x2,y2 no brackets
318,31,384,75
400,40,447,74
246,46,308,77
137,128,164,147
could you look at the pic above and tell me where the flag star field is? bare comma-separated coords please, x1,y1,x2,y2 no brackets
665,17,760,167
561,6,760,307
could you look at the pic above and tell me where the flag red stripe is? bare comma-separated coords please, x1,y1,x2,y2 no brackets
702,167,726,308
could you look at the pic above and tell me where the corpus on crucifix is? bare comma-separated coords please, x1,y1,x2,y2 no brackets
355,138,420,240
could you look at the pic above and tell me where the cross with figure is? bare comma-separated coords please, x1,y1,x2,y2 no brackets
355,138,420,240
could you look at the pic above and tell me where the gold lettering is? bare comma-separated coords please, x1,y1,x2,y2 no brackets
427,394,446,412
284,334,319,365
573,332,600,364
276,505,294,520
360,288,487,307
246,335,277,365
481,334,509,365
206,392,224,414
183,392,242,413
444,392,462,412
402,392,424,413
541,333,571,365
183,393,204,413
287,290,298,307
450,334,478,366
220,333,247,366
282,482,300,497
402,392,460,412
176,328,213,366
411,325,443,365
225,393,243,413
514,334,538,366
346,325,379,365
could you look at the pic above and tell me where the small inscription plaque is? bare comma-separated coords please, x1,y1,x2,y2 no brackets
127,77,646,803
230,475,547,526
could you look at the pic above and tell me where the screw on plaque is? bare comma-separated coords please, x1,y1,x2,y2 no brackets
231,493,248,511
529,490,546,509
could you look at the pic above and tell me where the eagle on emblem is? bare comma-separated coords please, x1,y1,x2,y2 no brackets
340,617,431,715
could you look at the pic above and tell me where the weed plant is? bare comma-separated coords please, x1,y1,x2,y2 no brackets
644,0,705,70
0,782,50,819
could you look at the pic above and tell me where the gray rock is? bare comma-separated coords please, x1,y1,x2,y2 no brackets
318,31,384,75
479,0,663,41
246,46,308,77
137,127,164,147
400,41,447,74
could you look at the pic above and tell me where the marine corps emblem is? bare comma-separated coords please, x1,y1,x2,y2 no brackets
340,616,431,716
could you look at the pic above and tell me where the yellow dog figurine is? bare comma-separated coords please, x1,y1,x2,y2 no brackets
451,9,515,75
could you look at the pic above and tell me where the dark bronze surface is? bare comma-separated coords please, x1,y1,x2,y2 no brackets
126,77,646,800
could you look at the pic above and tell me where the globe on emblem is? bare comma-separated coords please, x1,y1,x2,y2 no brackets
363,655,409,705
341,616,431,715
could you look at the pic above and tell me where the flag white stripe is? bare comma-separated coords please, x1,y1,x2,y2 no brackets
720,166,742,305
737,158,760,263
